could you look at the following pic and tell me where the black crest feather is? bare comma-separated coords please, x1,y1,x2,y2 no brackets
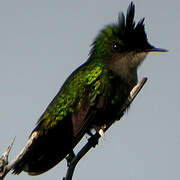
126,2,135,31
117,2,148,49
89,2,150,58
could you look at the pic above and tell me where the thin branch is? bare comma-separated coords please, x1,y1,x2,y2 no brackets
0,137,15,180
0,131,39,180
63,77,147,180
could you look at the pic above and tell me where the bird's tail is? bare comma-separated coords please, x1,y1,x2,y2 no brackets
12,131,40,175
12,119,73,175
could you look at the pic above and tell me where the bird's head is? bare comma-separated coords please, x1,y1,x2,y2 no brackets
89,2,167,75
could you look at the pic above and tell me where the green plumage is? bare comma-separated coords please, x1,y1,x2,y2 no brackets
38,61,109,132
12,2,166,176
37,59,131,134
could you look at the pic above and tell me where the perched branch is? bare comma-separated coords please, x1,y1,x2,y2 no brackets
63,77,147,180
0,77,147,180
0,138,15,180
0,130,39,180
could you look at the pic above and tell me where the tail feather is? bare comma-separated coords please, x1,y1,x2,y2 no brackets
12,119,73,175
12,131,40,175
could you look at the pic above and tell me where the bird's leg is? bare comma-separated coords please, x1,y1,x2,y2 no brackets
93,125,106,139
87,128,96,137
98,125,106,139
88,134,99,148
87,125,105,137
86,124,106,147
66,150,76,167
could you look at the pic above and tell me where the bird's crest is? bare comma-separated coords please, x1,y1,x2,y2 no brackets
116,2,147,45
89,2,148,58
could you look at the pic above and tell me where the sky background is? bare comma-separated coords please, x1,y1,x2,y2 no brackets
0,0,179,180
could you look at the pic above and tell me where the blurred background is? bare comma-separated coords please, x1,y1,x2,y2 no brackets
0,0,179,180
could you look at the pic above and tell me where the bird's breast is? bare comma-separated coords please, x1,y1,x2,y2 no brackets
92,79,132,127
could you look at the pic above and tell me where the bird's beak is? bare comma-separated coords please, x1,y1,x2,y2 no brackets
144,47,168,53
144,44,168,53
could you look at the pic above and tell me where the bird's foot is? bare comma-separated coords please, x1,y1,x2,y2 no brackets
87,125,106,140
66,150,75,167
98,128,105,140
87,124,106,147
88,135,99,148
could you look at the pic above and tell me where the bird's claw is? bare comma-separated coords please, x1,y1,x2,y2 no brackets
88,135,99,148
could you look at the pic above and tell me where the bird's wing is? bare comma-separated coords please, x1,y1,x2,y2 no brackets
35,62,110,140
12,63,111,175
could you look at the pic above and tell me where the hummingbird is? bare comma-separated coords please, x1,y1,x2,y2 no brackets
12,2,167,176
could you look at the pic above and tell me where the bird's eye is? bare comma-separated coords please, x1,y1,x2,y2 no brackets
112,43,120,51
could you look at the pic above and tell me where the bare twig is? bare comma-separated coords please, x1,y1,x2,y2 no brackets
0,131,39,180
63,77,147,180
0,137,15,180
